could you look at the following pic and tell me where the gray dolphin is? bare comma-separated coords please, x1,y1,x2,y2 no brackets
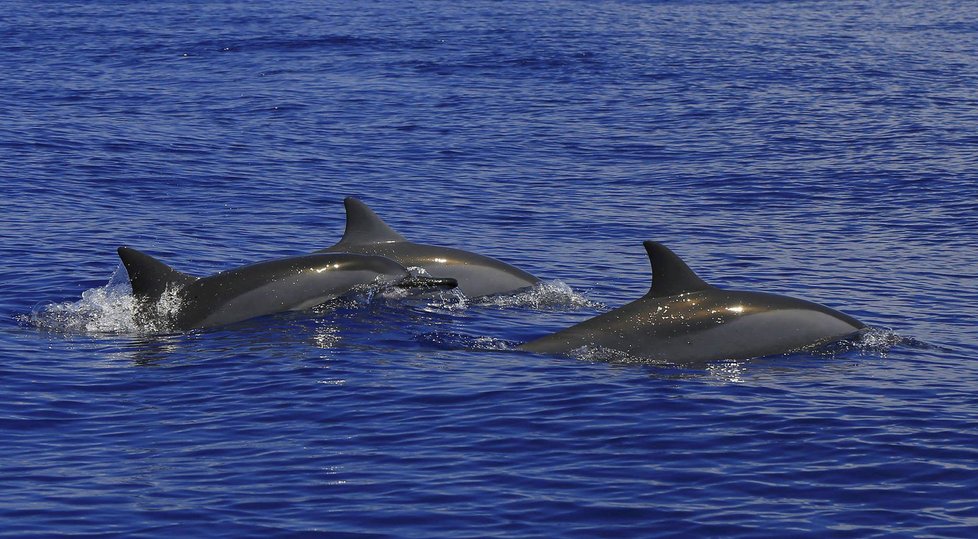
520,241,865,364
315,197,540,298
118,247,456,330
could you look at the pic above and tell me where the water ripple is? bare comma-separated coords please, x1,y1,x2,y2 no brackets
2,0,978,537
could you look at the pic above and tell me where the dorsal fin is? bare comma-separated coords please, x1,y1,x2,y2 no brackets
337,197,407,246
643,241,713,297
117,247,197,299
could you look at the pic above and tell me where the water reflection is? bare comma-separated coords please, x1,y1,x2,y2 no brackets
706,359,748,383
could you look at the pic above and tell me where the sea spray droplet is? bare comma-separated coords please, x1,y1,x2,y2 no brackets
18,277,184,336
20,282,139,335
568,345,661,365
419,279,603,312
403,264,600,312
851,327,948,353
416,331,519,351
474,280,604,310
805,327,929,358
138,284,185,334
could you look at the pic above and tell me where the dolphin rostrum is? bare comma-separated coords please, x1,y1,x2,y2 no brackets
315,197,540,298
520,241,865,364
118,247,456,330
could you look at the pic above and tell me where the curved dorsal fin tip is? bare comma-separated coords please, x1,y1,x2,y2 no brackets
116,246,195,299
642,241,712,297
340,197,407,245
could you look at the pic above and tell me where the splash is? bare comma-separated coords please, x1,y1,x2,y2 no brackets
474,280,604,310
337,278,457,307
17,268,183,336
813,327,945,357
566,345,669,366
417,279,604,312
415,288,470,313
417,331,519,352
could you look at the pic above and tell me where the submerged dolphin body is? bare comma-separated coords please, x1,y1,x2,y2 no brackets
520,241,865,364
117,247,456,330
315,197,540,298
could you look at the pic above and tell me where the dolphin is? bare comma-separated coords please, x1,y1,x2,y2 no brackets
519,241,865,364
314,197,540,298
117,247,456,330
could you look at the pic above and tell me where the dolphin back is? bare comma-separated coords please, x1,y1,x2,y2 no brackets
316,197,540,297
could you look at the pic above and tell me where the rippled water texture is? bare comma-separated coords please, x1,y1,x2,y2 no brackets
2,0,977,537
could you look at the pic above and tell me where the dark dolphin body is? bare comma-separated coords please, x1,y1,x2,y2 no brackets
520,241,865,364
118,247,456,330
315,197,540,298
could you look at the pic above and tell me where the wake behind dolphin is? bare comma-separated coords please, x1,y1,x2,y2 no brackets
520,241,866,364
117,247,456,331
316,197,540,298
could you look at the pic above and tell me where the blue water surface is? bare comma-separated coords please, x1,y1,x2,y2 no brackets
2,0,978,537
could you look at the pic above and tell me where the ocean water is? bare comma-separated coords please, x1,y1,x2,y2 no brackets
2,0,978,536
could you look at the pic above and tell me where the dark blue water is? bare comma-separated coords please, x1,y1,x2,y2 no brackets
3,0,978,536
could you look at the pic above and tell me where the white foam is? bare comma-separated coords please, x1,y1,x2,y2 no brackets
567,345,643,364
474,280,604,310
813,326,939,357
18,268,184,336
419,279,604,312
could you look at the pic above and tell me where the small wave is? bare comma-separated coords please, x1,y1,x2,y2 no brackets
566,345,654,365
813,327,949,356
17,268,182,336
336,280,463,311
192,34,383,55
474,280,604,310
395,266,601,313
417,279,604,312
417,331,519,352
